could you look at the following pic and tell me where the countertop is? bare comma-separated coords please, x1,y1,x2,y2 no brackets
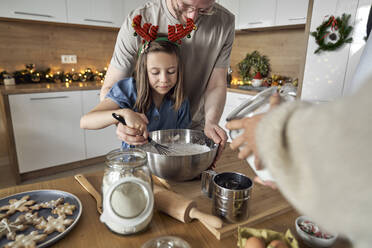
0,147,351,248
0,82,103,95
0,82,259,95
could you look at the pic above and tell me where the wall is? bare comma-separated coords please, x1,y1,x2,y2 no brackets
0,19,118,72
230,28,306,80
0,19,119,158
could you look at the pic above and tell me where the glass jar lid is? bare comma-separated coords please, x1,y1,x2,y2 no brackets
106,148,147,169
141,236,191,248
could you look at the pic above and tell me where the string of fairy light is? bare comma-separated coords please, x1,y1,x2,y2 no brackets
0,64,107,84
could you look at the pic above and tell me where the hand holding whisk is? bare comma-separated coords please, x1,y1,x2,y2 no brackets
112,113,176,155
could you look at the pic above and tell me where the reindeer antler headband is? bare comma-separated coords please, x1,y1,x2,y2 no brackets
132,15,197,53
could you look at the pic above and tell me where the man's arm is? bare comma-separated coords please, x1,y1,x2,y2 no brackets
100,64,128,101
203,67,228,161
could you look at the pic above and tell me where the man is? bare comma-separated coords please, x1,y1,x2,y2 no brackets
100,0,235,161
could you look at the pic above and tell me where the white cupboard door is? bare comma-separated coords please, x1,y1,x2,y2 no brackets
218,0,239,29
219,92,253,142
81,90,120,158
0,0,67,23
276,0,308,25
342,0,372,95
239,0,277,29
67,0,124,27
9,91,86,173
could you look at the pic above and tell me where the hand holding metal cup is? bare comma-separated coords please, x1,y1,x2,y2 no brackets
225,87,279,182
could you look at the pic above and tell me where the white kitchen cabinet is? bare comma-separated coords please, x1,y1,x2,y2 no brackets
9,91,86,173
217,0,240,29
66,0,124,27
276,0,308,25
122,0,148,24
0,0,67,23
219,91,253,142
239,0,277,29
301,0,370,102
81,90,121,158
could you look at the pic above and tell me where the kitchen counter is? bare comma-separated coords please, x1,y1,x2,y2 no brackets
0,82,258,95
0,82,103,95
0,147,352,248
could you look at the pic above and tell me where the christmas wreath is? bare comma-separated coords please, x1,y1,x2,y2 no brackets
238,51,270,81
311,13,353,54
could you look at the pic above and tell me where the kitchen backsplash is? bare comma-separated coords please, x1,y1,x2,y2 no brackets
0,20,118,73
0,19,306,83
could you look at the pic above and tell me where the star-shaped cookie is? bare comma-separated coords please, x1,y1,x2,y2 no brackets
4,231,47,248
29,197,64,211
0,195,35,215
0,218,28,240
36,215,73,234
51,202,76,217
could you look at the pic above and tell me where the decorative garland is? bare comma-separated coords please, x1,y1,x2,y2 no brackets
0,64,107,85
311,13,353,54
238,51,270,82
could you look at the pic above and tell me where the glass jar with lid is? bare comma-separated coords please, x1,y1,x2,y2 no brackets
100,148,154,235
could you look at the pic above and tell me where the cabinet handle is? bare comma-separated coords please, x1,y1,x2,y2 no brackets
288,17,306,21
14,11,53,18
84,18,113,24
30,96,69,101
248,21,263,25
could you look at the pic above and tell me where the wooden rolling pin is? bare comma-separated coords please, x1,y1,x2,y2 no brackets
154,185,223,229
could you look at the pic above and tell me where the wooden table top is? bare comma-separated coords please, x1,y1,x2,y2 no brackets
0,157,352,248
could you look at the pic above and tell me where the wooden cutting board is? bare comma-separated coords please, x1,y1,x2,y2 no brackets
166,146,292,240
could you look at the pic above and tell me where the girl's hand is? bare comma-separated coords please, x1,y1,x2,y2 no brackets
115,109,149,145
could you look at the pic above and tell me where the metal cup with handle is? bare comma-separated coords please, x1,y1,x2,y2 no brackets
201,171,253,223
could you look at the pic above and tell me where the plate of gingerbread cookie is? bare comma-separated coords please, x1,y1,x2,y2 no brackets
0,190,82,248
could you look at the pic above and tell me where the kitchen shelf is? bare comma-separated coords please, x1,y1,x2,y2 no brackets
236,23,306,34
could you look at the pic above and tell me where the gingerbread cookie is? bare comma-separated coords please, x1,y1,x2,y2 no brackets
0,195,35,215
51,202,76,217
4,231,47,248
36,215,73,234
0,218,28,240
15,212,44,226
0,212,10,220
29,197,64,211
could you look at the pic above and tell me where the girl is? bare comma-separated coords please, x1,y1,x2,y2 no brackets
80,38,191,149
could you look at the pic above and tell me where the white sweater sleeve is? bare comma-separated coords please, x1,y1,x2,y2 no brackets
256,82,372,247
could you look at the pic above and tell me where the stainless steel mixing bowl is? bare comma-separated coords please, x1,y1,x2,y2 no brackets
138,129,218,181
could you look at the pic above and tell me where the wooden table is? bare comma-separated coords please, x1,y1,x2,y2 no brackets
0,152,352,248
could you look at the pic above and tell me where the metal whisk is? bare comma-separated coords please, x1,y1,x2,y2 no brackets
112,113,175,155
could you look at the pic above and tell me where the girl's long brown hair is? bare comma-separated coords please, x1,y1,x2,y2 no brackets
134,39,184,114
